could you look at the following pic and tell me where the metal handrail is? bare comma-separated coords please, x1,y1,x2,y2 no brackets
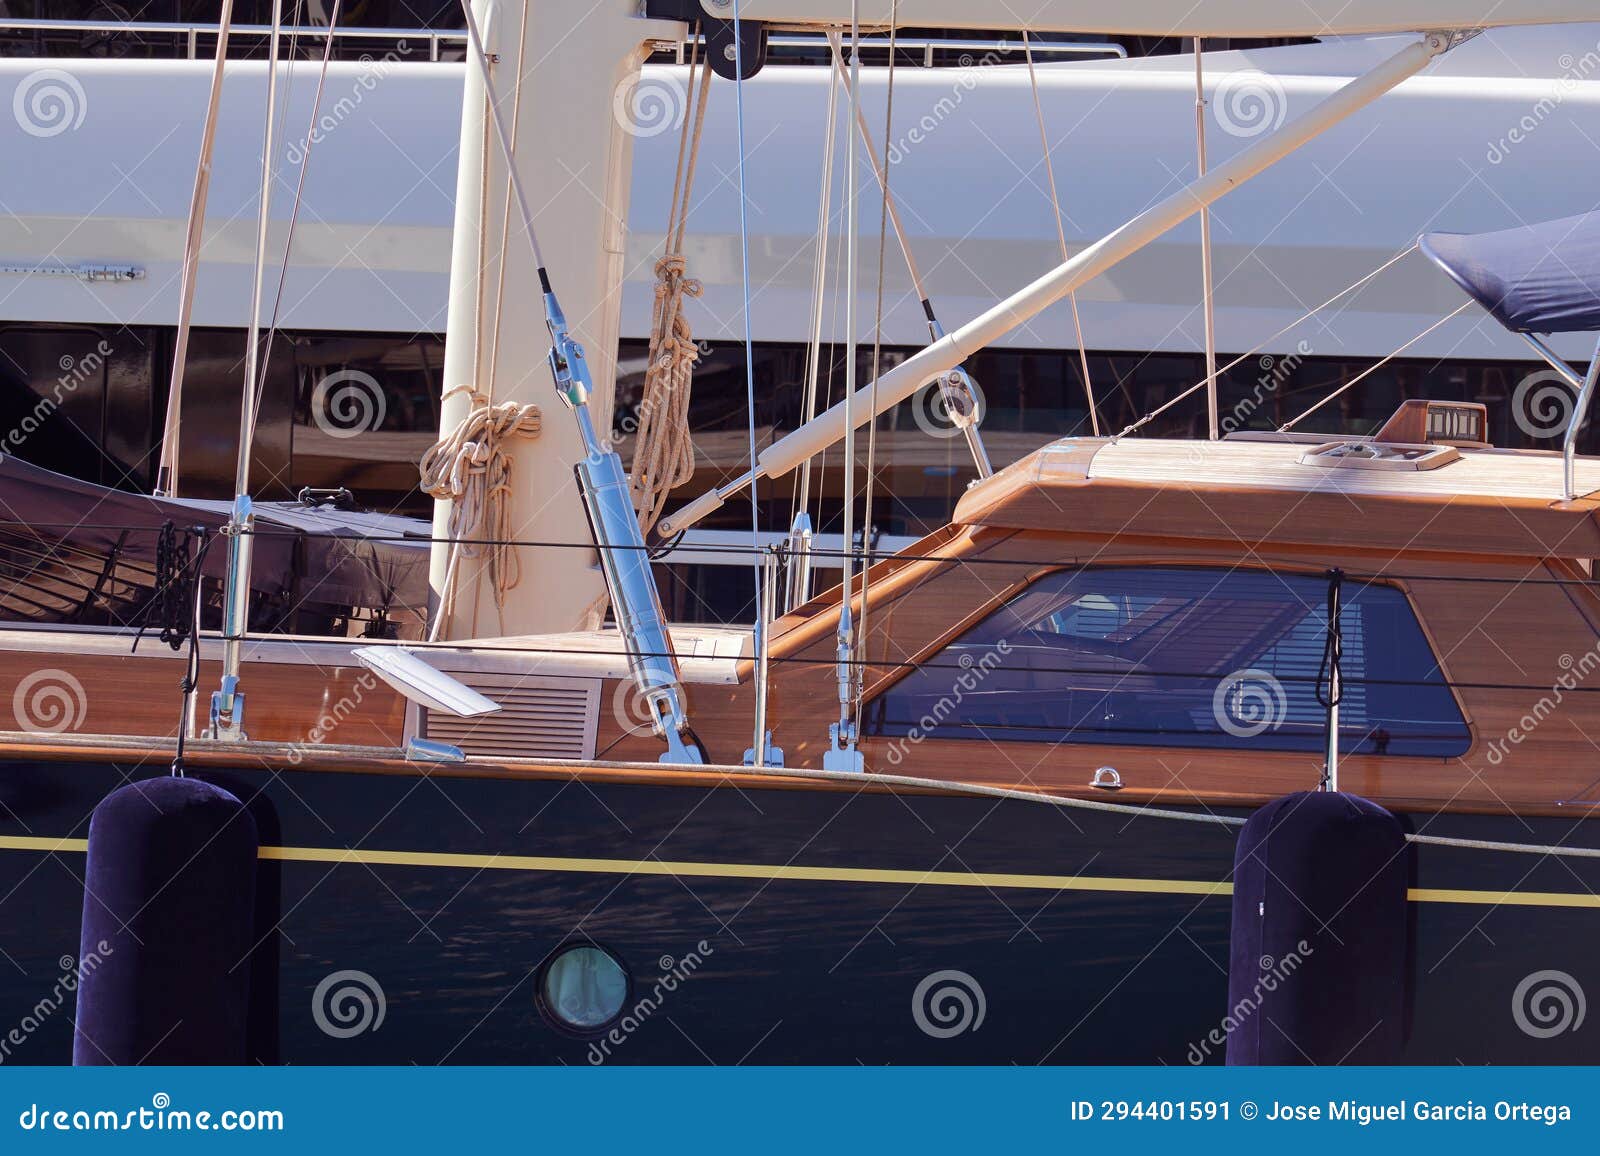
1563,335,1600,501
714,34,1129,65
1520,331,1600,501
0,18,1126,66
0,19,464,61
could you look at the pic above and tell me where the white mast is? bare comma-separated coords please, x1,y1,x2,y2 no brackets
427,0,681,640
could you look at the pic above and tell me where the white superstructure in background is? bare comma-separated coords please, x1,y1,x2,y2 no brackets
1,24,1598,361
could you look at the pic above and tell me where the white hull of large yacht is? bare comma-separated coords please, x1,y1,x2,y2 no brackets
2,24,1599,362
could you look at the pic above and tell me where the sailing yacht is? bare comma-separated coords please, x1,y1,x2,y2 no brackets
0,2,1596,1067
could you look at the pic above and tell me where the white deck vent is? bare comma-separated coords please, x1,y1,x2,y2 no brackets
420,674,600,761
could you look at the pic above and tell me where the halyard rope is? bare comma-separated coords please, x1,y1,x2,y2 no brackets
630,48,714,536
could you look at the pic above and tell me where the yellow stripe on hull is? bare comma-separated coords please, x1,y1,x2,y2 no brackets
1,834,1595,908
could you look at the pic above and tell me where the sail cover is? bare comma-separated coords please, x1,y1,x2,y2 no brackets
0,455,429,624
1420,212,1600,335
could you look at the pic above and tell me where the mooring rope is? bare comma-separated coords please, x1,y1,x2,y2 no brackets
630,48,714,536
734,765,1600,861
419,386,542,638
1406,832,1600,859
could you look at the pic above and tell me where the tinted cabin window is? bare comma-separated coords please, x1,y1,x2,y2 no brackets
871,567,1469,756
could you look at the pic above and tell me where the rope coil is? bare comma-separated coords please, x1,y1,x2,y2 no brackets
629,48,713,536
631,253,704,535
419,386,542,636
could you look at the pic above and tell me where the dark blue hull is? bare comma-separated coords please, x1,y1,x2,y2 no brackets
0,760,1595,1064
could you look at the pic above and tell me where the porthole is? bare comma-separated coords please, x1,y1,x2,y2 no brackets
538,944,629,1033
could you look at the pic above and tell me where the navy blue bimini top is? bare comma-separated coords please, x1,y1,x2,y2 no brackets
1421,210,1600,334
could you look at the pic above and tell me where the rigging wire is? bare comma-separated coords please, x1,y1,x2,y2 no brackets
155,0,237,498
1277,300,1475,432
731,3,766,719
1115,242,1421,440
253,0,344,409
479,0,532,409
793,45,842,525
235,0,285,496
1023,30,1099,436
456,0,547,273
854,5,897,719
26,520,1600,596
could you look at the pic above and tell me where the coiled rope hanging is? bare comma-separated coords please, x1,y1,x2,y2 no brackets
629,46,714,536
420,386,542,638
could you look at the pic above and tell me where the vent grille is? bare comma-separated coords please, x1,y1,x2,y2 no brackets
421,674,600,761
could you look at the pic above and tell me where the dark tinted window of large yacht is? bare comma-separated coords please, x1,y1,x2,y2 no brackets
869,567,1469,756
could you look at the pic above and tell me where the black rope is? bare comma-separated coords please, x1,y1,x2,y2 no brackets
1316,567,1344,791
130,523,214,777
153,521,196,651
1316,568,1344,711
